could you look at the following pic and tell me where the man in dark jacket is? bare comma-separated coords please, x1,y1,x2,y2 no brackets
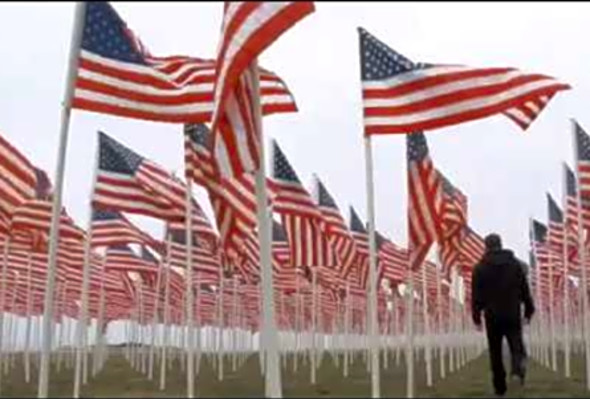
471,233,535,397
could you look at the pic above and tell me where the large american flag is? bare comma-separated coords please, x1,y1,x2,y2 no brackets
315,177,357,281
73,2,297,123
358,27,570,135
271,140,335,270
210,2,314,178
573,121,590,228
407,132,442,270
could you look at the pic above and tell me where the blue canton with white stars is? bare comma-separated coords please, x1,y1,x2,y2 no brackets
547,194,563,223
349,206,367,234
98,131,144,175
406,132,430,162
565,164,577,197
317,178,338,209
575,121,590,162
92,208,123,221
358,27,430,81
184,123,211,150
272,221,288,242
82,2,147,65
532,220,547,244
141,246,158,264
108,243,134,253
273,141,301,184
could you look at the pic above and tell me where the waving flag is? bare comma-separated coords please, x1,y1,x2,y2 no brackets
315,177,357,281
547,193,564,254
407,132,442,270
90,208,161,251
358,27,570,135
272,140,335,270
349,207,370,289
210,2,315,178
375,231,407,285
72,2,297,123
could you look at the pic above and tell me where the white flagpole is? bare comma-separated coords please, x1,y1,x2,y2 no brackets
572,119,590,390
562,163,571,378
0,238,11,394
547,231,557,372
185,179,195,397
38,4,86,396
232,275,239,372
363,135,381,398
251,58,282,398
217,268,225,381
435,251,446,379
148,260,163,381
92,259,106,376
421,264,433,387
310,269,317,385
406,268,415,398
25,253,33,384
159,232,172,391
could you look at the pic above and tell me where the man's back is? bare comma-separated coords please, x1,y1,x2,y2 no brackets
472,248,534,323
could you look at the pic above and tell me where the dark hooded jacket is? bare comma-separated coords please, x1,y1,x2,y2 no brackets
471,248,535,325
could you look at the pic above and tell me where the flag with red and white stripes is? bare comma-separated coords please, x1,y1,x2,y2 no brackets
315,177,358,282
0,133,38,233
358,27,570,135
73,2,297,123
90,208,162,252
271,140,335,270
210,1,314,178
407,132,442,270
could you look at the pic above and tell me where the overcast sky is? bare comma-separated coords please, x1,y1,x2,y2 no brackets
1,1,589,263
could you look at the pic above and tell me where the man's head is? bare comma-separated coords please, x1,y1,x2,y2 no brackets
484,233,502,252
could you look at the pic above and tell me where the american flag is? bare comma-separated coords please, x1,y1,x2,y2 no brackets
563,163,588,259
0,133,37,224
167,227,221,276
95,131,217,246
375,231,407,285
349,206,370,289
358,27,570,135
90,208,162,251
315,177,358,281
547,193,564,254
272,140,335,270
572,121,590,235
531,219,549,266
184,123,275,274
210,1,314,178
73,2,297,123
407,132,442,270
457,226,485,271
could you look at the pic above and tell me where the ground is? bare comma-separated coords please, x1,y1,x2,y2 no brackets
1,348,589,398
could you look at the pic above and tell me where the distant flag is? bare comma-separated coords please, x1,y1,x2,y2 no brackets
315,177,358,281
358,27,570,135
407,132,442,270
0,133,37,233
72,2,297,123
349,206,370,289
271,140,335,270
210,2,315,178
547,193,564,254
94,131,217,247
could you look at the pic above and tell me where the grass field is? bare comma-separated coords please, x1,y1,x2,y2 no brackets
1,348,589,397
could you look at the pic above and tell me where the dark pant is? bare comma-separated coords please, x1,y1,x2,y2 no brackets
484,315,527,395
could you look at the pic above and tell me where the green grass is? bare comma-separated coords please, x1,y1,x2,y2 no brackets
1,347,589,398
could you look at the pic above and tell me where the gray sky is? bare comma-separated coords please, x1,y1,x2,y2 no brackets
1,2,589,263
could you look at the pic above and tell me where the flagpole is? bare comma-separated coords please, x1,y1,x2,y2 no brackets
251,58,282,398
572,118,590,390
363,135,381,398
37,3,86,397
406,268,415,398
159,232,172,391
185,179,195,398
421,263,433,387
562,163,571,378
92,259,106,377
435,250,446,379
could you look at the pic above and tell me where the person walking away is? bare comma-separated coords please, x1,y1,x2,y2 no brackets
471,233,535,397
